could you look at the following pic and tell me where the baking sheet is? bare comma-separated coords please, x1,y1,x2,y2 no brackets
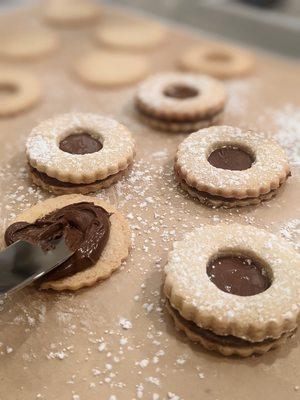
0,3,300,400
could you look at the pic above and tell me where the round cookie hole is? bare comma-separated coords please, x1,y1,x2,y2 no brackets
59,132,103,155
206,253,272,297
207,145,254,171
163,84,199,100
206,51,232,63
0,83,18,100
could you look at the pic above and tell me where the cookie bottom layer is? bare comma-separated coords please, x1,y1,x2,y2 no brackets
166,301,294,357
137,111,222,133
29,165,125,195
175,170,286,208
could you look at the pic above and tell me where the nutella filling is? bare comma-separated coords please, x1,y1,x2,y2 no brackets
167,300,284,348
59,132,102,155
4,202,111,282
207,255,271,296
163,84,199,99
208,146,254,171
29,164,122,188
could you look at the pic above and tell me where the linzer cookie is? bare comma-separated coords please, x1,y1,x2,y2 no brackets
26,113,135,194
135,72,227,133
164,224,300,357
175,126,290,208
178,43,255,79
4,194,131,291
0,69,41,117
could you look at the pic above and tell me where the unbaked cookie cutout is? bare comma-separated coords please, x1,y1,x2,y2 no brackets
0,69,41,117
4,194,131,291
164,224,300,356
74,50,149,87
175,125,290,207
44,0,100,27
0,28,59,60
26,113,135,193
95,20,167,51
135,72,227,133
178,43,255,79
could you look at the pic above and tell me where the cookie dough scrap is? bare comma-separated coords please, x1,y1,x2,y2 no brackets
74,50,149,87
26,113,135,194
135,72,227,133
0,69,42,117
4,194,131,291
164,224,300,356
175,125,290,207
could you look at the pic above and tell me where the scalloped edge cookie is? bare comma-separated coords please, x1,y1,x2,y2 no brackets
26,113,135,187
4,194,131,291
164,224,300,344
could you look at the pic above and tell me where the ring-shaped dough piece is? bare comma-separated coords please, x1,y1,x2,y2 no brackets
178,44,255,79
135,72,227,122
26,113,135,184
0,29,59,60
74,50,149,88
164,224,300,342
175,126,290,199
95,21,167,51
4,194,131,291
44,0,100,26
0,69,41,117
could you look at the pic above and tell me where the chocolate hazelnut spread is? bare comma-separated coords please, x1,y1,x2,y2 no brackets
4,202,111,281
208,146,254,171
207,255,271,296
59,132,102,155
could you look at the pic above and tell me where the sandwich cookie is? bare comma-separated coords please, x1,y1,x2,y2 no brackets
135,72,227,133
164,224,300,356
4,194,131,291
26,113,135,194
175,126,290,208
178,43,255,79
0,69,41,117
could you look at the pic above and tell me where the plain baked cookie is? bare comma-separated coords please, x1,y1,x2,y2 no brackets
178,43,255,79
135,72,227,133
95,20,167,51
74,50,149,87
26,113,135,194
0,69,41,117
4,194,131,291
44,0,100,27
175,125,290,207
164,224,300,356
0,28,59,60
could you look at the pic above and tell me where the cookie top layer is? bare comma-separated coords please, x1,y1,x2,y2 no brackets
0,69,41,117
26,113,135,184
179,43,255,79
95,20,167,50
164,224,300,342
135,72,227,122
74,50,149,87
44,0,100,26
0,28,59,60
175,126,290,199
